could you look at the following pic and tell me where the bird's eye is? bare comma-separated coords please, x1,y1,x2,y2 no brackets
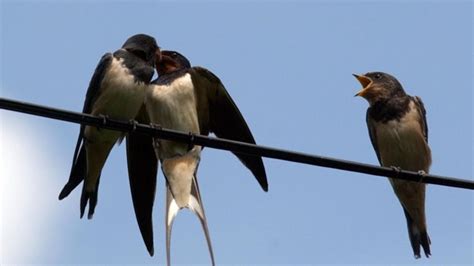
375,73,382,79
172,52,178,57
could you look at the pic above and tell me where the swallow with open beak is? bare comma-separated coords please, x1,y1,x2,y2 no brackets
58,34,160,221
354,72,432,258
143,50,268,265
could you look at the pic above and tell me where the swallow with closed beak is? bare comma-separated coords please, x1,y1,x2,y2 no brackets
58,34,160,223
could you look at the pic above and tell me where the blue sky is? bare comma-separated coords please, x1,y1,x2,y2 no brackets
1,0,472,265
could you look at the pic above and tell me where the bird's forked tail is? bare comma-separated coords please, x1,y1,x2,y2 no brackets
403,208,431,258
162,147,215,266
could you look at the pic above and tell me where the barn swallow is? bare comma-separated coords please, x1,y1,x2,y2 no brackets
144,50,268,265
354,72,432,258
58,34,160,222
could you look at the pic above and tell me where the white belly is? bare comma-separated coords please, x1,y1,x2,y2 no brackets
145,73,200,159
91,57,148,119
375,102,431,174
85,57,148,142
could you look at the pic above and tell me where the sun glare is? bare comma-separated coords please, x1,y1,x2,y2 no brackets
0,114,63,263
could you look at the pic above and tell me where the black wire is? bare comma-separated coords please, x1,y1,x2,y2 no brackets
1,97,472,190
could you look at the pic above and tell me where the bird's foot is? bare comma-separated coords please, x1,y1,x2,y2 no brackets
96,114,109,131
149,123,162,150
417,170,427,183
187,131,195,151
149,123,162,133
390,166,402,179
149,123,163,139
129,119,138,132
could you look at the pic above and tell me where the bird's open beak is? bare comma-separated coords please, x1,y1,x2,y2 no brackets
353,74,373,97
158,50,174,64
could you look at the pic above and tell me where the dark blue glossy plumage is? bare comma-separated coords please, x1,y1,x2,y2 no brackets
58,34,159,256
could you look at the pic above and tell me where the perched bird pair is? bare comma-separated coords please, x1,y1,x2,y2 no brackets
58,34,267,265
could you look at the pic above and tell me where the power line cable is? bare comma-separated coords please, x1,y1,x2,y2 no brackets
1,97,472,190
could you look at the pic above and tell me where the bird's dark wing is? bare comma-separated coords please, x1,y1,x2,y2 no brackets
413,96,428,143
191,67,268,191
366,108,382,165
58,53,113,200
82,53,114,114
126,105,158,256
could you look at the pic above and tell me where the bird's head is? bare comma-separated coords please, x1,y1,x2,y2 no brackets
155,50,191,76
122,34,161,67
353,71,405,105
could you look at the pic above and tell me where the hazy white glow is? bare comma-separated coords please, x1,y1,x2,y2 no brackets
0,114,62,263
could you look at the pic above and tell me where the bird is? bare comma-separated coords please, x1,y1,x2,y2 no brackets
144,50,268,265
58,34,160,223
354,71,432,258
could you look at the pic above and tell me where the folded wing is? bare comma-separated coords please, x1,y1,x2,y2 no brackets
126,105,158,256
191,67,268,191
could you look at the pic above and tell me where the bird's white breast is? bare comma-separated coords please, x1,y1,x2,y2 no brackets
375,101,431,174
86,57,148,142
145,73,200,159
92,57,148,119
